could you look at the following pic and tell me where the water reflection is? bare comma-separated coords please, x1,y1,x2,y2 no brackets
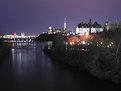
11,43,36,77
12,42,36,49
0,42,120,91
11,43,36,62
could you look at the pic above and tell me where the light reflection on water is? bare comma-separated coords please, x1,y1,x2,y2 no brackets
11,42,54,83
0,42,119,91
11,42,36,63
11,43,37,78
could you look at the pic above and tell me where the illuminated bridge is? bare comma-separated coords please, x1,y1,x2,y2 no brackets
3,33,37,42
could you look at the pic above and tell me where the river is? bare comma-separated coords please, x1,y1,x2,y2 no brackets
0,42,120,91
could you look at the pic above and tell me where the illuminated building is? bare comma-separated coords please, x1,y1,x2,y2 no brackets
64,18,67,30
48,19,67,34
75,19,103,35
104,19,121,31
104,19,110,31
21,32,25,38
48,26,52,34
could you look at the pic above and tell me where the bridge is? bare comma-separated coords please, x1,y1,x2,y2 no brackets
3,33,37,42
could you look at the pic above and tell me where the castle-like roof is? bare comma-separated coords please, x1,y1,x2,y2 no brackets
77,21,102,28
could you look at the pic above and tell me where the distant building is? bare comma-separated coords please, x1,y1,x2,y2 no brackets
75,19,103,35
48,26,53,34
104,19,121,31
104,20,110,31
48,19,67,34
21,32,25,37
64,18,67,30
48,27,65,34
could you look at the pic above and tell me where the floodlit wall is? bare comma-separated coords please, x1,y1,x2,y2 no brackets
76,27,103,35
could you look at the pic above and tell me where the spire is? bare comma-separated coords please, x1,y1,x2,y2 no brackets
116,18,118,28
89,19,92,34
105,19,110,31
64,18,67,30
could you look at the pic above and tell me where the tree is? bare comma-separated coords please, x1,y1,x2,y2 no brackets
115,38,121,64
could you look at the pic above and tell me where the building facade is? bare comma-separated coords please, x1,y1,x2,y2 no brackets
75,20,103,35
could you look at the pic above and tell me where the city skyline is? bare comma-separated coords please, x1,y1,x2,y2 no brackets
0,0,121,35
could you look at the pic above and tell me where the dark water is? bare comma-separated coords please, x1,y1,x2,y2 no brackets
0,42,120,91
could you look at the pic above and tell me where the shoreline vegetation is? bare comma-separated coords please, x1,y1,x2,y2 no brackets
36,29,121,84
0,38,11,61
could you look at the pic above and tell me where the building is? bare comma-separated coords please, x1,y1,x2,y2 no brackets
104,19,121,31
104,20,110,31
75,19,103,35
64,18,67,30
48,18,67,34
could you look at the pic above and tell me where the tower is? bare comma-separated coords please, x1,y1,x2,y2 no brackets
64,18,67,30
89,19,92,34
116,19,118,29
104,19,110,31
21,32,25,37
48,26,52,34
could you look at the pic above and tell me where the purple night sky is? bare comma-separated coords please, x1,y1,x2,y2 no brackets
0,0,121,35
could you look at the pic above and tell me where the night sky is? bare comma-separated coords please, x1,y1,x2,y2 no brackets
0,0,121,35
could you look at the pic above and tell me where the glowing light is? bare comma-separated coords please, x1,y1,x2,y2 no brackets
42,32,45,34
87,43,90,45
69,42,75,45
111,42,114,45
107,45,110,48
65,42,68,45
100,42,103,44
70,42,73,45
85,32,89,36
81,41,86,45
80,49,88,51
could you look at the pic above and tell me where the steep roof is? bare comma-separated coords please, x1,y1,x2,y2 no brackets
77,21,102,28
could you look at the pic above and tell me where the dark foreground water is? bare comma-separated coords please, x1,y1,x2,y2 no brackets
0,42,121,91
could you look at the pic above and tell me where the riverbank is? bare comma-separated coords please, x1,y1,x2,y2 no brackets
0,42,11,61
43,45,121,84
40,29,121,83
